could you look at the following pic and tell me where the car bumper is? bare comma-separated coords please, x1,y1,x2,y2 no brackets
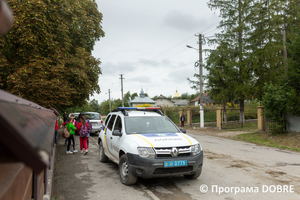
127,151,203,178
91,127,101,133
90,125,102,133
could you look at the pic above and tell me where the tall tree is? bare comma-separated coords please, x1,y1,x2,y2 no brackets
89,99,101,113
285,0,300,115
207,0,253,122
0,0,104,112
248,0,285,101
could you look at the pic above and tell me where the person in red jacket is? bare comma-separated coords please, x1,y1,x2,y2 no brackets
77,116,89,154
54,116,59,144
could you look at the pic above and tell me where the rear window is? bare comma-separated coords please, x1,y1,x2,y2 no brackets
83,113,100,120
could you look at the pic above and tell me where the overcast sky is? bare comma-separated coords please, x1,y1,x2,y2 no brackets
92,0,221,104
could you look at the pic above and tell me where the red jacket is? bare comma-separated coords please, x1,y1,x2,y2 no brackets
55,120,59,130
77,121,88,132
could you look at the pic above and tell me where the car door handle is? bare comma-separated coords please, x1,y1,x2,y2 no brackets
110,137,112,139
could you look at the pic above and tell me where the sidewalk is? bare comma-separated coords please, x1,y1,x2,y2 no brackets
51,128,95,200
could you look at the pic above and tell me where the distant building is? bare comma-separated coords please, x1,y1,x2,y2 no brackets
128,89,156,107
154,94,189,107
172,99,189,106
191,92,214,106
154,94,174,107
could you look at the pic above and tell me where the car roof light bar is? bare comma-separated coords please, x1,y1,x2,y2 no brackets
116,107,163,116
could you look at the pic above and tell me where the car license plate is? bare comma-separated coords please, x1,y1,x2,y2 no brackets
164,160,187,168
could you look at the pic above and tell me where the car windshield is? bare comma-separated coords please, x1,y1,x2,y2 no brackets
84,113,100,120
124,116,179,134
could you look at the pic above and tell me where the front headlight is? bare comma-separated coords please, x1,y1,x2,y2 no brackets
137,147,155,159
191,144,202,156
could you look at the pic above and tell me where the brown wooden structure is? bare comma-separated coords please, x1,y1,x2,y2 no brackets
0,90,58,200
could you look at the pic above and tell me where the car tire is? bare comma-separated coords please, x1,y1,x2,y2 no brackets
119,154,137,185
99,141,108,162
184,168,202,179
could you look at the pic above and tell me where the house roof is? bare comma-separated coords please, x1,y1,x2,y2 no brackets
172,99,189,106
129,89,156,104
191,92,213,103
155,94,169,100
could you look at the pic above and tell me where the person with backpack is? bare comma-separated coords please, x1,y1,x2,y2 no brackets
84,115,93,149
60,114,77,146
77,116,89,155
65,117,78,154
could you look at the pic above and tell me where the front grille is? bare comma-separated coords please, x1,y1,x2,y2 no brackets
154,146,191,158
156,153,191,158
153,166,193,175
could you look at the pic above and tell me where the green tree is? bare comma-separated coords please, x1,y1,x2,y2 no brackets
89,99,101,113
207,0,254,122
124,91,131,106
205,42,235,105
248,0,285,101
131,93,138,100
285,0,300,115
99,99,111,116
262,82,289,133
0,0,104,112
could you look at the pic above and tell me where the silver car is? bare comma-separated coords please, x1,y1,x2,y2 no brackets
78,112,103,135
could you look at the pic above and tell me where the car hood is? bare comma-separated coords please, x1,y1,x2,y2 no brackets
128,132,198,148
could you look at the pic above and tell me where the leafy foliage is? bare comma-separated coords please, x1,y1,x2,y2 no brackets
0,0,104,112
262,82,289,133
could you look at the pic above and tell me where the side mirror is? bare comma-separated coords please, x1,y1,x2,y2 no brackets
112,130,122,137
180,128,186,134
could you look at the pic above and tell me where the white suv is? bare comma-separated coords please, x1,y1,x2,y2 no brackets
98,107,203,185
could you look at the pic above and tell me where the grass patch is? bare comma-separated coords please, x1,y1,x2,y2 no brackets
233,131,300,152
223,122,258,132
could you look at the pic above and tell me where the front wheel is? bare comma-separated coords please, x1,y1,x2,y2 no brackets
99,141,108,162
119,154,137,185
184,168,202,179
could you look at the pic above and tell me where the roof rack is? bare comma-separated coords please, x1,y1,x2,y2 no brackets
114,107,164,116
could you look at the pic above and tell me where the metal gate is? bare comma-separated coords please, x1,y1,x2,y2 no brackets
221,109,243,129
266,117,277,131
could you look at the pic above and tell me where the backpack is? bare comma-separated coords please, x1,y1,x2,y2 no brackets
87,120,92,132
80,123,89,138
62,124,71,138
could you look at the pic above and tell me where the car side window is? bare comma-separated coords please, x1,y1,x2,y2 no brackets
107,115,116,131
113,116,122,133
105,115,111,126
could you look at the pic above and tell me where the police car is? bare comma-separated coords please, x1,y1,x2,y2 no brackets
98,107,203,185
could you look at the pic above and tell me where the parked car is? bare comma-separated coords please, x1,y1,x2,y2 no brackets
77,112,103,135
98,107,203,185
69,113,80,119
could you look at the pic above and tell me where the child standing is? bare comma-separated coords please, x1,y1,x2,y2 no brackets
85,115,93,149
77,116,89,155
60,114,77,148
65,117,78,154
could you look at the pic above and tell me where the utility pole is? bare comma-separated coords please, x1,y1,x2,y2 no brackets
108,89,111,112
120,74,124,107
282,24,288,78
198,34,204,128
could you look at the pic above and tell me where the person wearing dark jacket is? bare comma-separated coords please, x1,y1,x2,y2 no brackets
63,112,68,122
180,114,185,127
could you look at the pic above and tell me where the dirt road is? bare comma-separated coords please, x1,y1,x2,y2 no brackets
51,129,300,200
